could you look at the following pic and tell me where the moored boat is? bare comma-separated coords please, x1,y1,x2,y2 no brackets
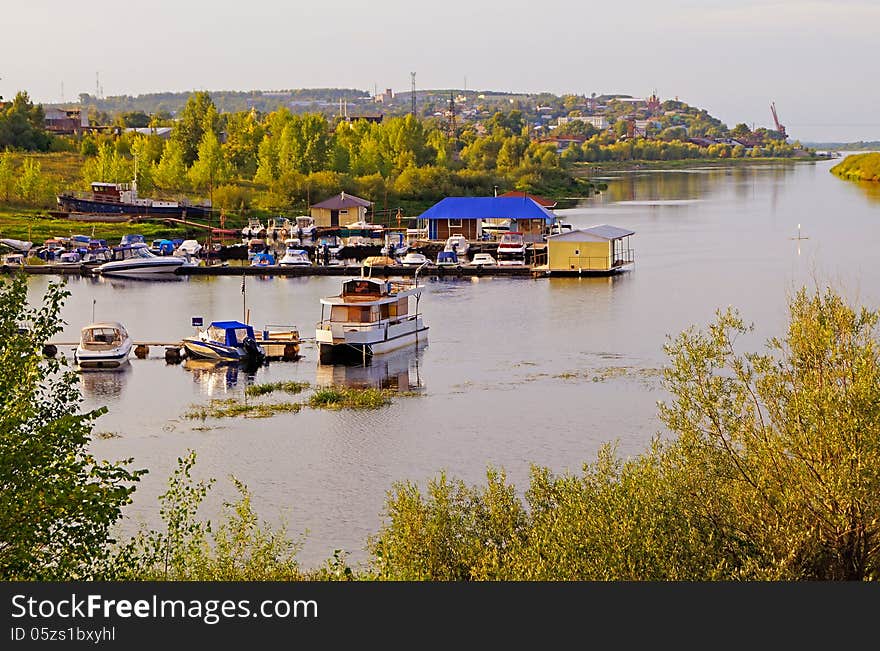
95,243,196,278
57,180,211,219
74,321,133,369
183,320,265,363
279,242,311,267
316,275,429,363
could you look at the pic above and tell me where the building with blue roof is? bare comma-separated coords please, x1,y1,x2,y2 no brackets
419,196,558,243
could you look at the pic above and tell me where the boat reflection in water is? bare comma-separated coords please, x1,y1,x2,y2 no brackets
183,358,257,396
315,344,426,391
78,363,133,400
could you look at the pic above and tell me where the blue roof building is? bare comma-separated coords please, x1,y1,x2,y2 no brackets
419,196,557,242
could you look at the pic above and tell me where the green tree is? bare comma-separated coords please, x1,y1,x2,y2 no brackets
172,91,219,166
17,158,45,204
223,110,264,177
189,131,229,196
0,151,14,202
659,287,880,580
0,276,143,580
0,91,51,151
731,123,752,140
81,143,132,185
369,286,880,580
153,139,189,192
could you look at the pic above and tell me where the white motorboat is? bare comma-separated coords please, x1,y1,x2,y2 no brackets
466,253,497,267
241,217,266,239
294,215,316,240
279,242,312,267
96,243,197,278
381,232,409,258
400,252,430,267
74,321,133,369
444,234,470,256
496,231,527,265
174,239,203,258
316,275,429,363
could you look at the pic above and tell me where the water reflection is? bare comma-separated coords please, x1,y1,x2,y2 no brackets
183,358,258,396
78,363,132,400
315,345,426,391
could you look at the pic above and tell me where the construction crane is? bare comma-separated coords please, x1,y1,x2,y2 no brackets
770,101,787,139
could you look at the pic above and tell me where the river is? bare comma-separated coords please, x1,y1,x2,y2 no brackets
24,155,880,569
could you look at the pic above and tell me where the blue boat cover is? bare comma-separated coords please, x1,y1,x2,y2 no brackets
418,197,557,222
210,321,255,347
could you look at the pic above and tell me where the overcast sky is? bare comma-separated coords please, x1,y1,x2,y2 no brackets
3,0,878,142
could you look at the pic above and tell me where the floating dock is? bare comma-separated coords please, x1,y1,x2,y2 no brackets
4,263,536,278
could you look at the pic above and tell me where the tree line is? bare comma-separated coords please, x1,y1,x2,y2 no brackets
2,90,812,217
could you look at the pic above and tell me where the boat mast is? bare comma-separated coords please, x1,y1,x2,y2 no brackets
241,272,246,323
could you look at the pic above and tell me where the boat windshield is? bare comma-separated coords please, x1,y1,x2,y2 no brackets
83,327,123,345
206,326,251,346
134,246,156,259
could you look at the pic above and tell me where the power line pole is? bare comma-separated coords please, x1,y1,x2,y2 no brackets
410,72,416,116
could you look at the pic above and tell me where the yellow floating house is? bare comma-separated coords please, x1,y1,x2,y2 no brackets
541,225,635,276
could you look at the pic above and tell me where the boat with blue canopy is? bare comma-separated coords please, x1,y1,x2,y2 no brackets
182,320,265,363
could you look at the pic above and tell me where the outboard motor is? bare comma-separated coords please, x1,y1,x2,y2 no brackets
241,336,264,363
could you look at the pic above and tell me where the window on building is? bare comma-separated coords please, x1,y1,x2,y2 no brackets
449,218,462,228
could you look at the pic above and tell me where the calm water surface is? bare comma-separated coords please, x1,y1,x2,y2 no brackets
25,157,880,567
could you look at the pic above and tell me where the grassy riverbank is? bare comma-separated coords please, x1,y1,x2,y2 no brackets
830,152,880,182
0,206,190,243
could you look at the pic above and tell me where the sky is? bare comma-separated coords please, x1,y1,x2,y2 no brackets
3,0,879,142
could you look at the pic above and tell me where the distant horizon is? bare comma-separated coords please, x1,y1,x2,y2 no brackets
5,0,879,144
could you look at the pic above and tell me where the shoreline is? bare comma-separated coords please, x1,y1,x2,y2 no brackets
571,156,827,175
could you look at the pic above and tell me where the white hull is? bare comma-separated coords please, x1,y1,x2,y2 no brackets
317,326,428,362
75,343,133,369
97,260,188,277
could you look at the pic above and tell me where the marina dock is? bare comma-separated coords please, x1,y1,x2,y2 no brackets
6,262,537,277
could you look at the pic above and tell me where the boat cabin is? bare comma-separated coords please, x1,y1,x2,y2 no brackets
109,243,156,262
320,278,418,325
90,182,125,200
80,322,129,350
205,321,257,348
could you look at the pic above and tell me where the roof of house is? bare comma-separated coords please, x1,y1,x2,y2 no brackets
311,192,372,210
497,190,557,208
419,197,557,222
548,225,635,242
125,127,173,137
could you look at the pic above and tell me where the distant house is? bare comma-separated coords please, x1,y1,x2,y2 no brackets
537,135,587,153
545,225,635,275
419,196,557,243
557,115,609,130
44,107,87,135
688,137,716,148
124,127,173,140
310,192,372,227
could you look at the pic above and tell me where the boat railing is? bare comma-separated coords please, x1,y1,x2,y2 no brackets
260,324,301,341
317,313,420,332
